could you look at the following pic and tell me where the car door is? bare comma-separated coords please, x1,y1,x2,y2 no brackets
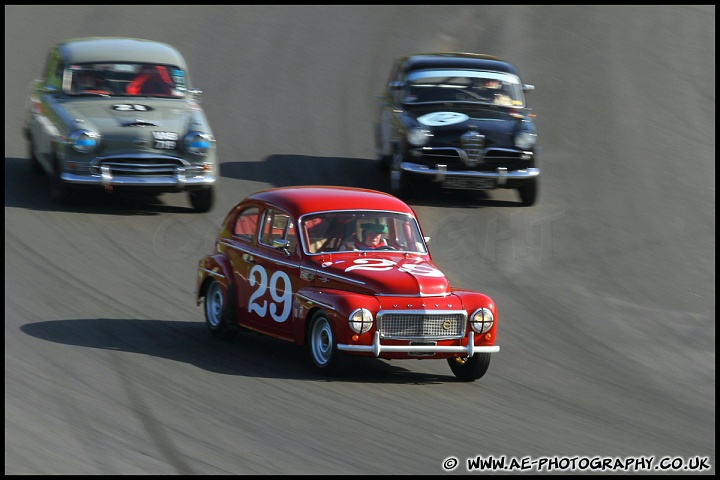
216,204,260,330
28,47,65,170
239,207,301,340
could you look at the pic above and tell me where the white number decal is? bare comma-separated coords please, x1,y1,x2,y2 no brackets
345,258,395,272
398,263,445,277
417,111,469,127
248,265,292,323
345,258,444,277
269,271,291,322
113,103,150,111
248,265,268,317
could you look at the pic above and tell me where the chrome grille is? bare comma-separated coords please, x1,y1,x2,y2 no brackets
460,130,484,167
378,311,466,340
91,158,200,177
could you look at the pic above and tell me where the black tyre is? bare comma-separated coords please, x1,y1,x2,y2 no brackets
389,151,416,199
377,153,391,171
189,187,215,213
49,156,74,205
308,311,351,375
204,279,238,339
27,137,43,173
447,352,491,382
518,179,538,206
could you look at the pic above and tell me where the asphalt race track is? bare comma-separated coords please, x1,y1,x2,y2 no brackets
4,5,715,475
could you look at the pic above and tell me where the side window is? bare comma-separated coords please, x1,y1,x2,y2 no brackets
233,206,259,240
41,49,63,91
286,221,297,254
259,209,293,251
389,61,405,103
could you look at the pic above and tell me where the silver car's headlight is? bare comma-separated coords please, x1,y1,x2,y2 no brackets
69,130,101,153
348,308,373,334
469,308,494,334
407,127,432,146
514,131,537,150
184,132,213,156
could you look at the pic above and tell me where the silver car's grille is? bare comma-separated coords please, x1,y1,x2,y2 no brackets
378,311,466,339
460,130,484,167
91,158,202,177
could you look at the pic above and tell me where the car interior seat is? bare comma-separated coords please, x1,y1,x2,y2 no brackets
126,66,173,95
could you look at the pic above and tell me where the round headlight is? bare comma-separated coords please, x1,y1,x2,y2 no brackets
407,127,432,146
348,308,374,334
514,131,537,150
469,308,494,334
69,130,101,153
184,132,213,156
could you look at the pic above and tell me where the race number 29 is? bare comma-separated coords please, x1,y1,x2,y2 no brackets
248,265,292,322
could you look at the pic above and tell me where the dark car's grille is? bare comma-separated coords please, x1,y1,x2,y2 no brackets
91,158,202,177
414,148,531,171
461,130,484,166
409,126,533,170
378,312,466,339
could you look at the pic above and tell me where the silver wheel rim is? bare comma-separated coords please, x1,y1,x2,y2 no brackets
205,282,223,328
310,317,333,366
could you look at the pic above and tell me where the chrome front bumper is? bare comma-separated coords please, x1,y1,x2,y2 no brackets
338,331,500,357
61,169,216,188
401,161,539,186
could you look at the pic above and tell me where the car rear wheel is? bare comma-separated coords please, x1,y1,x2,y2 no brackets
189,187,215,213
447,352,491,382
518,179,538,206
308,311,351,375
204,279,238,339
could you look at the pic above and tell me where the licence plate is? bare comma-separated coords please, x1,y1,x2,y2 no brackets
442,177,494,190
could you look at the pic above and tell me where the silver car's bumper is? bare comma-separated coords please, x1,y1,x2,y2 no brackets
61,170,216,188
401,161,539,185
60,153,217,188
338,331,500,357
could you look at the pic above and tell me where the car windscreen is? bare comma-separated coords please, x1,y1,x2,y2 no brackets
404,69,525,107
64,63,188,98
301,211,428,254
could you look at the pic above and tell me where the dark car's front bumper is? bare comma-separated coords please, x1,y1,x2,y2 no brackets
400,161,539,189
401,143,539,189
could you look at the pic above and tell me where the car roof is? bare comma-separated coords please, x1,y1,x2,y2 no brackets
400,52,519,76
56,37,188,68
244,186,417,218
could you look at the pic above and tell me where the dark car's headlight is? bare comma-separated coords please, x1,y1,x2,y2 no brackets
469,308,494,334
407,127,432,146
348,308,373,334
514,131,537,150
69,130,101,153
184,132,213,156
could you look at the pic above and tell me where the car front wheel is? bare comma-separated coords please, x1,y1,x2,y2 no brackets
27,136,43,173
204,279,237,339
389,151,415,199
518,179,538,206
447,352,491,382
308,311,351,375
189,187,215,213
50,156,74,204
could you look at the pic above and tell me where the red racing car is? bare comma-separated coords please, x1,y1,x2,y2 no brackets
195,186,499,381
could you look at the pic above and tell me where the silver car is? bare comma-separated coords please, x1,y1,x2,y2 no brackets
23,37,218,212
